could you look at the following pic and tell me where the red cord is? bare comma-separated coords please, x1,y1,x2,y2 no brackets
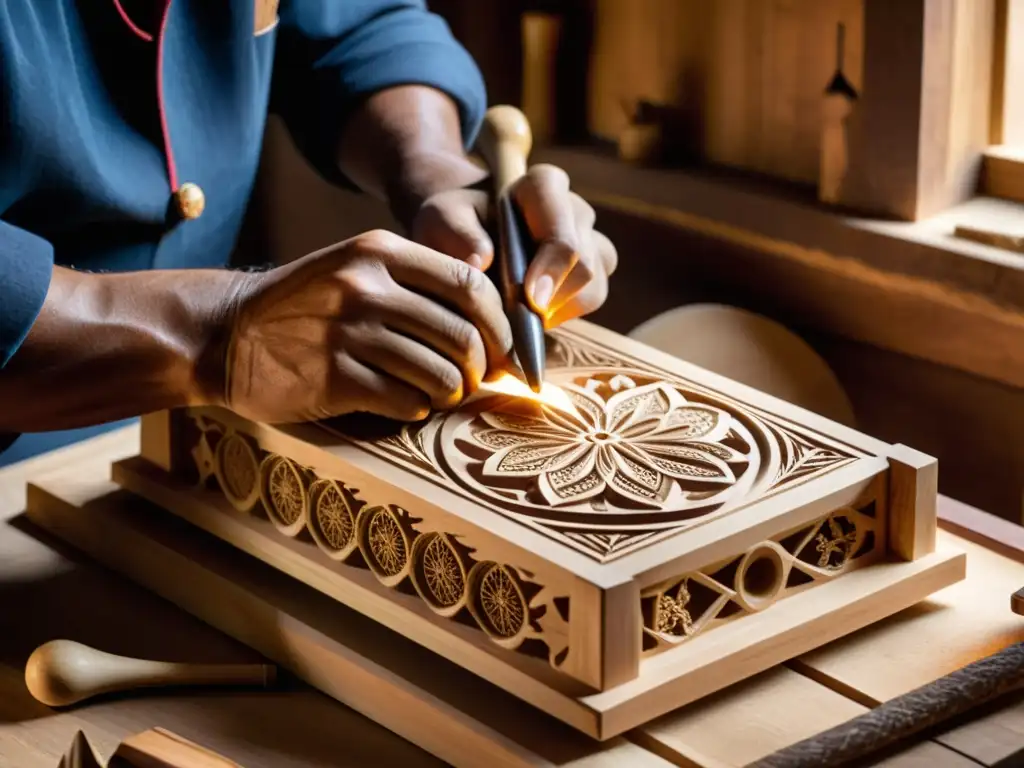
111,0,154,42
155,0,178,191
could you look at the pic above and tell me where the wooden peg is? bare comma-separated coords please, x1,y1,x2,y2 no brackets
25,639,276,707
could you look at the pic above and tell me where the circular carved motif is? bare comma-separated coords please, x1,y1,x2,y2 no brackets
308,479,358,560
259,455,309,537
358,506,411,587
410,533,468,617
735,542,788,611
437,372,769,530
213,432,261,512
468,562,529,647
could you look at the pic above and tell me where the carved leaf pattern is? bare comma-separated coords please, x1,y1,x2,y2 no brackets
474,380,744,508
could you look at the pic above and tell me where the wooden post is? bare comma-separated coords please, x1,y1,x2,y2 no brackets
839,0,995,220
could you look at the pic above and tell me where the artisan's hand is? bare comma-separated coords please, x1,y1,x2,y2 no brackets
411,165,618,328
221,230,514,424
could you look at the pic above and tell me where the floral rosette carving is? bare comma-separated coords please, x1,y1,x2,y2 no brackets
438,373,765,528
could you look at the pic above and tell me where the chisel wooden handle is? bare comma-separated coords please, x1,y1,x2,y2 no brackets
26,639,276,707
474,105,547,392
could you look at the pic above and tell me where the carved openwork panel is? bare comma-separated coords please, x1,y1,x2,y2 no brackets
640,498,882,656
189,415,572,672
323,326,869,563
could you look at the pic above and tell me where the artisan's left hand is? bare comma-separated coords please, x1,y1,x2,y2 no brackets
411,164,618,328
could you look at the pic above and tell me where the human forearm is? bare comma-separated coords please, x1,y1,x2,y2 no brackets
0,266,245,432
336,85,487,230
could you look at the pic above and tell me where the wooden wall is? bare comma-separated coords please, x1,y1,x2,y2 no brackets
586,0,865,185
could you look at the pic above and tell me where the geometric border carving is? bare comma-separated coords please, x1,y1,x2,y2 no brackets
321,326,869,563
189,414,573,673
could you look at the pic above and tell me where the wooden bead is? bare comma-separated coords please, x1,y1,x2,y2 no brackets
174,182,205,220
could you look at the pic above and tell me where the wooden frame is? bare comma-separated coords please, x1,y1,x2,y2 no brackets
980,0,1024,203
25,459,965,758
834,0,995,220
106,319,964,739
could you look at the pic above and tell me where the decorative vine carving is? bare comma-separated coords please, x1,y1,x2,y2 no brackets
321,326,867,563
189,415,571,671
640,501,880,654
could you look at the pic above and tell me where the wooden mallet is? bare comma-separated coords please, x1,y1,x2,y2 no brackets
25,639,276,707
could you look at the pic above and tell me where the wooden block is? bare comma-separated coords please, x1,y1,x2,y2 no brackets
887,444,938,561
139,412,173,473
112,727,241,767
1014,587,1024,615
121,320,960,736
24,476,666,768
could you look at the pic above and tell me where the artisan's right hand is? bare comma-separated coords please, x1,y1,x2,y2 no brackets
218,229,515,424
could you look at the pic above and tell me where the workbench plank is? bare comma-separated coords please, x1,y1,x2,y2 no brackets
629,666,867,767
4,426,1020,768
24,469,672,768
0,439,440,768
792,533,1024,705
934,693,1024,767
871,741,982,767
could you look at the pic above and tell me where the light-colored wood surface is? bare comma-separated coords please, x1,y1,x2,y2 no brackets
0,432,443,768
24,467,669,767
110,453,964,741
630,666,868,767
887,445,938,562
113,727,243,768
124,313,958,727
794,532,1024,704
585,0,864,186
1,425,1018,767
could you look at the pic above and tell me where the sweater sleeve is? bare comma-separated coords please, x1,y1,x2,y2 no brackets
270,0,487,188
0,220,53,368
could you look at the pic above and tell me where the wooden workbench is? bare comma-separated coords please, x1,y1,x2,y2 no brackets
1,425,1022,767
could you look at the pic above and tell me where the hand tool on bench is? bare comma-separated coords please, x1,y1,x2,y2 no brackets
476,105,547,393
26,639,276,707
750,585,1024,767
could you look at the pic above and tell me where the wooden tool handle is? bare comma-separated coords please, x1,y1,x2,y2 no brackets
475,105,533,196
751,641,1024,767
26,639,276,707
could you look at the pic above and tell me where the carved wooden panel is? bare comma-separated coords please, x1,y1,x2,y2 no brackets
191,414,573,673
129,319,954,707
641,494,883,655
322,325,867,563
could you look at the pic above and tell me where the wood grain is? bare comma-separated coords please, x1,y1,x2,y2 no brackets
793,534,1024,705
23,472,669,767
109,454,965,741
0,433,441,768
